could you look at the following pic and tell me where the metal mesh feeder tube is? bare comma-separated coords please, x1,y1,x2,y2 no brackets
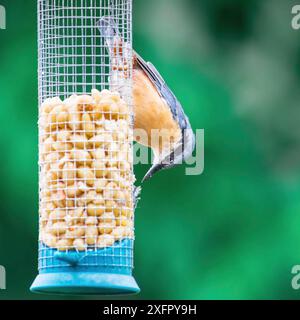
31,0,139,295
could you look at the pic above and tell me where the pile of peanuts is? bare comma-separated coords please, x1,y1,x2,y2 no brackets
39,89,134,251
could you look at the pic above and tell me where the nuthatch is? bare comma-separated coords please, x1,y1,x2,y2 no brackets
98,17,195,182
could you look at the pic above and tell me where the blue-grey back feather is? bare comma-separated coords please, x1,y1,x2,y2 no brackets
135,52,191,131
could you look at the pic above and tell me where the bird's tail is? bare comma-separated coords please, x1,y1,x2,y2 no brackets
97,15,130,92
97,16,119,55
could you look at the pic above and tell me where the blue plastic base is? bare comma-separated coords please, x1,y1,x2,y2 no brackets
30,239,140,296
30,272,140,295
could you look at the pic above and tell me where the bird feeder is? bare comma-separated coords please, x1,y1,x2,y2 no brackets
31,0,140,295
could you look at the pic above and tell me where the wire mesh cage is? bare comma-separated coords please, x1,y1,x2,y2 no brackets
31,0,140,295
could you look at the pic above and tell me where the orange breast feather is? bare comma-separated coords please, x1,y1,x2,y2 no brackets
133,69,181,154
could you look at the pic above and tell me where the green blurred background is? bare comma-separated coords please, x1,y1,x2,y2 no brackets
0,0,300,300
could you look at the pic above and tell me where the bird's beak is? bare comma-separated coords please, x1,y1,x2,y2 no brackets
142,163,164,183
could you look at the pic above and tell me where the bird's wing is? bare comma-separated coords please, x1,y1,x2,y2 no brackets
134,51,189,130
135,52,165,86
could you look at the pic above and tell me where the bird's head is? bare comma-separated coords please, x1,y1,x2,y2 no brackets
142,127,195,182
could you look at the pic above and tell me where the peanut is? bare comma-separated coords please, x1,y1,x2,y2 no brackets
68,109,81,131
52,141,73,152
116,216,130,227
86,225,99,245
41,136,55,155
103,182,118,200
49,209,66,222
45,152,62,163
51,190,66,208
89,133,113,148
99,212,115,223
57,238,73,251
48,221,67,236
62,162,76,186
98,220,116,234
91,148,106,160
70,134,88,149
112,226,127,240
42,233,57,248
105,200,117,212
41,97,62,114
39,90,135,250
78,181,90,192
91,89,102,103
65,183,83,198
93,193,104,205
85,190,97,204
66,224,85,238
77,167,95,186
73,238,86,251
65,207,84,225
71,149,92,165
97,234,114,248
57,130,71,142
86,216,98,225
92,159,107,178
77,94,94,107
66,97,81,130
87,203,105,216
49,105,68,126
94,179,107,192
82,113,95,138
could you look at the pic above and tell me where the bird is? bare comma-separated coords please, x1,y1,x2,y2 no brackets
97,16,195,182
